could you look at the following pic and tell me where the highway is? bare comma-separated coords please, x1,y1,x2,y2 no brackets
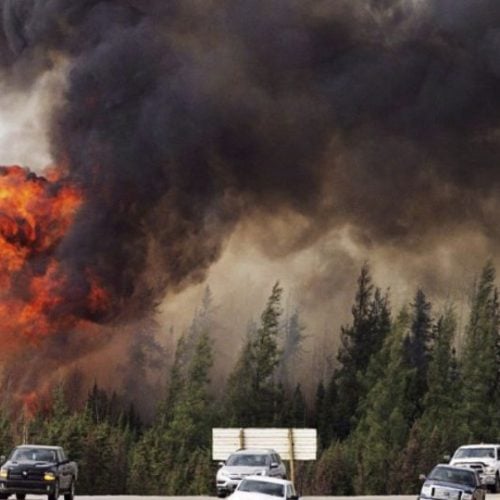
56,496,500,500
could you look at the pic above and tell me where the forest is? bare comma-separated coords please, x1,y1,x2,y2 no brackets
1,260,499,496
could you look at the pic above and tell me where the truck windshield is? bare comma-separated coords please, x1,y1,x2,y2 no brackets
454,448,495,459
11,448,57,462
429,466,476,487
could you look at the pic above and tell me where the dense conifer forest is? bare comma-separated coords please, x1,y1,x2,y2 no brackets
3,261,500,496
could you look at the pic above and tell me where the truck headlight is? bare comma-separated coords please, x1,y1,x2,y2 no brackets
0,469,7,479
485,467,495,474
217,470,229,479
44,472,56,481
421,485,431,497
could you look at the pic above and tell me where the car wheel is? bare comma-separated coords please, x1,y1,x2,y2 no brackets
0,494,8,499
64,480,75,500
217,491,227,498
16,495,25,500
48,480,59,500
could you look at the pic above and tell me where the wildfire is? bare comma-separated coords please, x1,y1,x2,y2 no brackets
0,166,110,349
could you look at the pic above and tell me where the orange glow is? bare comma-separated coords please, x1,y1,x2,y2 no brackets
0,166,111,350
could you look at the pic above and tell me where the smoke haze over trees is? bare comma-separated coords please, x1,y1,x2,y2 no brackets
0,262,497,495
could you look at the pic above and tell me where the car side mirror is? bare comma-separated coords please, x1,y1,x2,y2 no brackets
270,462,279,469
218,462,225,468
0,456,5,463
419,474,426,481
443,454,451,462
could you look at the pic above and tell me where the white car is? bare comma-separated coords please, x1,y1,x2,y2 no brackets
230,476,298,500
216,449,287,497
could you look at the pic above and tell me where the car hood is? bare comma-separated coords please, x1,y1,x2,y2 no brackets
4,459,56,471
231,491,281,500
423,479,475,494
451,458,493,466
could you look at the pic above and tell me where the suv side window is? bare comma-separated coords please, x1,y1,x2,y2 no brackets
497,448,500,460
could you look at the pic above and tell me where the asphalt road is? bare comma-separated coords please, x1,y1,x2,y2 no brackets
12,495,500,500
46,496,500,500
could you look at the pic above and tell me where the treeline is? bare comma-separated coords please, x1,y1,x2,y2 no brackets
2,261,500,495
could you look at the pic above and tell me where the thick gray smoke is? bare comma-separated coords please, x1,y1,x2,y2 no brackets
2,0,500,324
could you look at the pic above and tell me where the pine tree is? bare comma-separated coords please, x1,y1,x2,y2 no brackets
403,289,433,419
460,261,500,441
226,282,283,426
329,265,391,441
351,309,415,495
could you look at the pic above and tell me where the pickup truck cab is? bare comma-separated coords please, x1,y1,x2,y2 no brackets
449,444,500,492
419,464,486,500
0,445,77,500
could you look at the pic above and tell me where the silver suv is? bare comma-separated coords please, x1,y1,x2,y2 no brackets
216,449,287,497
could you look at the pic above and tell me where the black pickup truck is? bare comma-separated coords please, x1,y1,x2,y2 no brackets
0,445,77,500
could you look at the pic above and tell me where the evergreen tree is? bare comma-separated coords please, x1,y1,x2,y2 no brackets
329,265,391,441
351,309,415,495
403,289,433,419
226,282,283,426
460,261,500,440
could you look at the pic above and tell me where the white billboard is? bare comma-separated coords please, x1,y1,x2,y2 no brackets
212,428,317,461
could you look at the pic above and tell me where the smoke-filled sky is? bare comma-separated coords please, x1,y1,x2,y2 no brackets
1,0,500,401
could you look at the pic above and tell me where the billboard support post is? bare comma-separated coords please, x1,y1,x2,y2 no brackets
288,428,295,484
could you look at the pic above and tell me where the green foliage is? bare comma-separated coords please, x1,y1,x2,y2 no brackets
5,262,500,496
329,265,391,441
225,282,284,426
460,261,500,440
351,309,415,494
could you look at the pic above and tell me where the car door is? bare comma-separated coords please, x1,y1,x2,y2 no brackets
57,450,71,490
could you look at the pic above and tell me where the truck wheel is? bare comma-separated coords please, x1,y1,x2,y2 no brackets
48,480,59,500
16,495,25,500
495,473,500,493
217,491,226,498
64,480,75,500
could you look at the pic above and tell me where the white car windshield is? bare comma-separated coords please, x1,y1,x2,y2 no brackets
455,448,495,459
238,479,284,497
227,454,270,466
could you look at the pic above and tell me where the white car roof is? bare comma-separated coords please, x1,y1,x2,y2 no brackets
457,444,500,448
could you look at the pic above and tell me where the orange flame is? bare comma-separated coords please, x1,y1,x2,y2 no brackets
0,166,110,349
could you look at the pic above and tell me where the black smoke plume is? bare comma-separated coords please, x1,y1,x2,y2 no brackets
2,0,500,327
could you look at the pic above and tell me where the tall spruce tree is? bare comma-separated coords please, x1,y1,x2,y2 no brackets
226,282,283,426
351,309,415,495
460,261,500,440
393,308,462,494
403,289,433,419
329,265,391,441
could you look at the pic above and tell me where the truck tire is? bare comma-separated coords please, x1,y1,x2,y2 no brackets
64,479,75,500
495,473,500,493
48,480,59,500
16,495,25,500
